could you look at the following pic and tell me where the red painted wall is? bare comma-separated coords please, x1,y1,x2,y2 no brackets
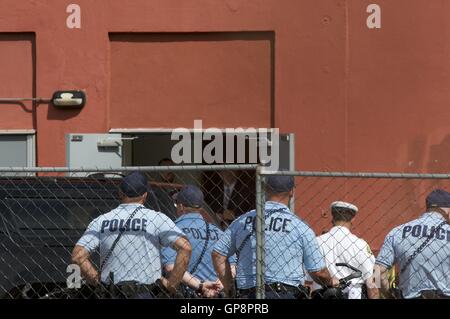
1,0,447,172
0,0,449,248
0,34,34,129
109,32,273,129
0,0,346,169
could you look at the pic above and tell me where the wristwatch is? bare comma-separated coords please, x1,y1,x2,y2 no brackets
196,281,204,293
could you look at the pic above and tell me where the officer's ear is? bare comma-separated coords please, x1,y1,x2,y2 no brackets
174,202,183,216
442,207,450,222
288,189,294,198
141,192,148,203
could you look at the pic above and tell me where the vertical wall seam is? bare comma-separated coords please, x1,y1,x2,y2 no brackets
344,0,350,171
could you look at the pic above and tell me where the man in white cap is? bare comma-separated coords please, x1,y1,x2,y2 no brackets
305,201,379,299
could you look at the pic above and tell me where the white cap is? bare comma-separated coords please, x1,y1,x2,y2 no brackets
330,201,358,213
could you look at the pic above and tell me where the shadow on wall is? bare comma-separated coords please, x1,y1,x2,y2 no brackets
46,104,83,121
427,134,450,173
364,133,450,248
399,133,450,224
422,133,450,198
405,132,450,174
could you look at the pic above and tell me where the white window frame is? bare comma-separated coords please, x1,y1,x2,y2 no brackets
110,128,296,210
0,129,36,167
109,128,294,170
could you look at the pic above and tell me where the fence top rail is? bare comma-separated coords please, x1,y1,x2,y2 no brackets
260,170,450,179
0,164,259,173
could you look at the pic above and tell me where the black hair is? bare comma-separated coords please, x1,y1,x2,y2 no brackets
331,207,356,222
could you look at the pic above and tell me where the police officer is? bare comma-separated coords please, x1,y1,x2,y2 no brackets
305,201,379,299
375,189,450,299
161,185,236,298
71,171,192,298
212,175,338,299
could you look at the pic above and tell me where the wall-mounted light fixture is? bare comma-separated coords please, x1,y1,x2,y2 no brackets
51,90,86,108
0,90,87,109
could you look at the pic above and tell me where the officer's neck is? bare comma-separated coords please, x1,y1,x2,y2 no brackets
121,197,145,205
177,208,202,217
120,193,146,205
333,221,352,230
426,208,450,223
267,195,290,207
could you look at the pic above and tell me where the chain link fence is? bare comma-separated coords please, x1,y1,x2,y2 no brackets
1,166,448,299
0,165,256,299
255,170,450,299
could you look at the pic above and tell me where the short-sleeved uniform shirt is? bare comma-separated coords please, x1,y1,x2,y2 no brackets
306,226,375,299
76,203,185,285
376,212,450,298
161,212,236,282
213,201,325,289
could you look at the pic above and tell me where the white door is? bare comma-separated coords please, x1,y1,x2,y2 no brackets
66,133,123,175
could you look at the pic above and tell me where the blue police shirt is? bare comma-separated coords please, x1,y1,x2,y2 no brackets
376,212,450,298
76,203,185,285
161,212,236,282
213,201,325,289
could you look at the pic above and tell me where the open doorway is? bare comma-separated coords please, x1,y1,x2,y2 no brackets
120,131,294,168
66,130,294,225
119,130,295,227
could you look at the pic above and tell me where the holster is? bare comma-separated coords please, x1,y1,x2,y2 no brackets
389,287,403,299
94,284,111,299
178,283,201,298
295,285,310,299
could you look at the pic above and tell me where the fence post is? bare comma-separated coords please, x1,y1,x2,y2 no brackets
255,166,265,299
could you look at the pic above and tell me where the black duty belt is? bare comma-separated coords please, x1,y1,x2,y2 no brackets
239,283,309,297
99,280,165,299
413,290,450,299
